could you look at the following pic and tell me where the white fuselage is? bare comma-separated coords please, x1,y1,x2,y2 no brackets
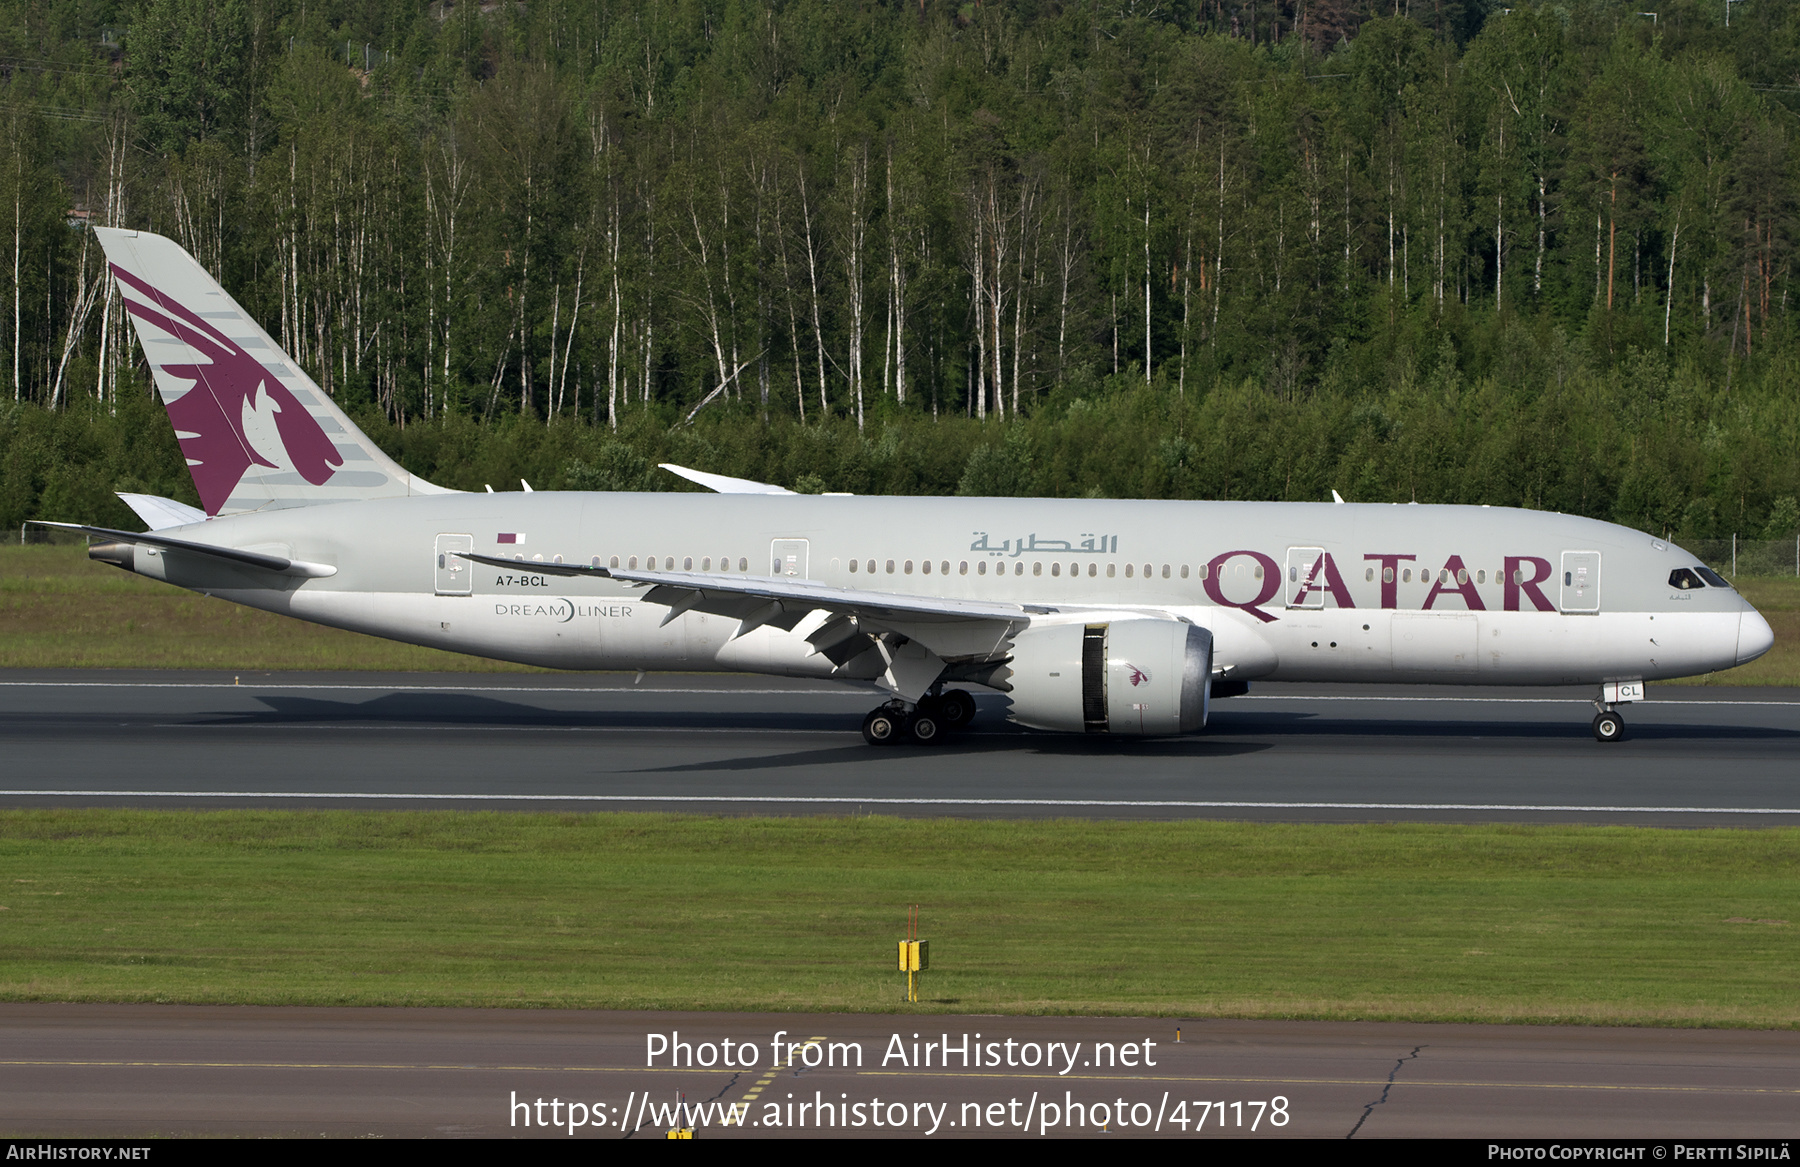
128,493,1772,690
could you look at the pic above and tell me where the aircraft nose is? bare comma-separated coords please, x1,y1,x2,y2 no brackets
1738,608,1775,665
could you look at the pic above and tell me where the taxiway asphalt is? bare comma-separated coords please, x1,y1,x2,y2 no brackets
0,670,1796,824
1,1005,1796,1139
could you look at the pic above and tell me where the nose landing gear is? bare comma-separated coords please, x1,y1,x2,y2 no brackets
1591,680,1640,743
860,688,977,746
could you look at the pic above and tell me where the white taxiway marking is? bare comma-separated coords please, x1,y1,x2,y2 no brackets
1,791,1797,814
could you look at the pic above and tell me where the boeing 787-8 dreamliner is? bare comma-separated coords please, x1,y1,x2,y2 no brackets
37,228,1774,745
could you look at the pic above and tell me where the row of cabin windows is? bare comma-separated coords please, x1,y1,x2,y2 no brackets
1357,565,1528,586
591,556,751,572
847,559,1246,580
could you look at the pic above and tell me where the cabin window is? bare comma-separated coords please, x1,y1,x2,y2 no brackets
1069,562,1079,577
1253,564,1264,579
1197,564,1209,580
941,561,950,575
1125,563,1135,578
904,560,914,574
848,559,858,572
1476,569,1485,584
1383,567,1393,583
978,561,987,576
1162,564,1170,579
1015,562,1024,576
1511,569,1522,585
886,560,896,574
610,556,619,569
1180,564,1190,579
1289,565,1298,582
684,557,693,570
1050,562,1061,577
1108,564,1116,578
1456,568,1467,584
1564,571,1572,586
1090,563,1098,577
739,558,748,571
1365,567,1374,582
1440,569,1450,584
591,557,601,568
865,560,874,574
628,557,638,569
921,560,931,575
959,561,969,575
553,555,564,564
701,557,711,571
1030,562,1040,576
1402,568,1412,582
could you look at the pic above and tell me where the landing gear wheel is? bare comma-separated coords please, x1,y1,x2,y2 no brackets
938,689,977,729
862,708,902,746
1592,710,1624,743
908,710,943,745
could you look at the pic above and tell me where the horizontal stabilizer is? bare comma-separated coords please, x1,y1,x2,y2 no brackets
29,521,336,578
116,492,207,531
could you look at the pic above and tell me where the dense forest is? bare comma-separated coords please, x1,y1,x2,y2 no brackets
1,0,1798,544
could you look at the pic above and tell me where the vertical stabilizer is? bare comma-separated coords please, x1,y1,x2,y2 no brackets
93,227,453,516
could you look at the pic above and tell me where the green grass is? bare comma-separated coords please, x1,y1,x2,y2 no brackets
1,810,1796,1025
2,542,1794,681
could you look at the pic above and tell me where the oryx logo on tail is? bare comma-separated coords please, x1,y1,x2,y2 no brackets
110,263,342,515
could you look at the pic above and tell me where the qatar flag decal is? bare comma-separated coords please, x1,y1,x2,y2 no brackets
497,533,525,544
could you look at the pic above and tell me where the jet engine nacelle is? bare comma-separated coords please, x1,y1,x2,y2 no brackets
1004,618,1212,735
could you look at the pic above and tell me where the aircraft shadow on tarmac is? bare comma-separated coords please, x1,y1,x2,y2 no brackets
632,734,1274,774
210,692,856,731
1208,708,1800,741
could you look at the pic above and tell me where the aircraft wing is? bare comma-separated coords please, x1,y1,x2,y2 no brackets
458,552,1041,686
658,463,795,495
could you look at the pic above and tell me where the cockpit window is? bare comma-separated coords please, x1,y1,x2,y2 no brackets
1694,565,1733,589
1669,568,1705,590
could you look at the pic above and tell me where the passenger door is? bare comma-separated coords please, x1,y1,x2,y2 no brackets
1285,546,1327,609
770,538,810,579
1560,551,1601,613
434,533,472,595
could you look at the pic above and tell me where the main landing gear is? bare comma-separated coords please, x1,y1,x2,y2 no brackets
861,688,977,747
